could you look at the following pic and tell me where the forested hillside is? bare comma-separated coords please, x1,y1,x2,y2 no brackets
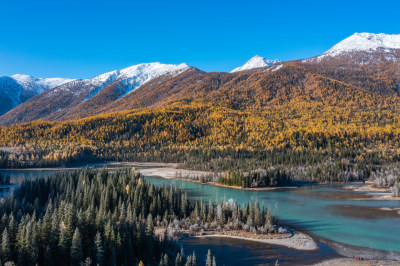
1,57,400,192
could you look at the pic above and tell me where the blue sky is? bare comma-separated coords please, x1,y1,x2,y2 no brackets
1,0,399,78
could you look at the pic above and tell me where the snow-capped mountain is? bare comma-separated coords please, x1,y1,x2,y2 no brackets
72,62,190,99
315,33,400,61
0,74,74,115
0,62,191,124
47,62,190,103
11,74,75,94
231,55,279,73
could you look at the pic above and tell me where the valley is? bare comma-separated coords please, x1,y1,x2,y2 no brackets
1,31,400,265
1,165,399,265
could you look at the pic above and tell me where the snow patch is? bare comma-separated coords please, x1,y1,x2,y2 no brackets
11,74,75,94
315,32,400,60
231,55,279,73
80,62,189,102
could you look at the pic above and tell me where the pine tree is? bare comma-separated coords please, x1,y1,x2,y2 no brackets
58,227,69,266
200,202,206,222
160,253,169,266
1,229,11,263
146,214,154,259
207,200,213,222
192,251,196,266
254,201,261,227
94,232,104,266
205,249,212,266
70,228,83,265
175,252,183,266
181,193,187,217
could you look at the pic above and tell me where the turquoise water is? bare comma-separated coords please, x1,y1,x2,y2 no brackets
0,169,62,198
146,177,400,253
1,169,399,253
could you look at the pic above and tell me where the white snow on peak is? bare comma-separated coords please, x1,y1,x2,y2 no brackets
87,62,190,95
11,74,75,93
89,62,189,86
321,32,400,57
72,62,190,102
231,55,279,73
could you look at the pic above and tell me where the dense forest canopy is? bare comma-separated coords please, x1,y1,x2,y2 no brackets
0,168,282,265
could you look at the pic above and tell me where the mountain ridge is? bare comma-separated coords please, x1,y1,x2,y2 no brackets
1,32,400,125
0,74,74,116
0,62,191,124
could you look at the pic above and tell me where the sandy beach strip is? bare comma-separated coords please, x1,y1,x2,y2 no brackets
343,183,400,201
193,229,318,251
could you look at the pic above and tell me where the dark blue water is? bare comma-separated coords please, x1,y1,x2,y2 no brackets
183,237,338,266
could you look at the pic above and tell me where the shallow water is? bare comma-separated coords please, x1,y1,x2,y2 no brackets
145,177,400,253
183,237,339,266
1,168,400,254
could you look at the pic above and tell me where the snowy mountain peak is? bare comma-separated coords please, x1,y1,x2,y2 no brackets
87,62,190,94
11,74,75,92
119,62,189,80
231,55,279,73
322,32,400,57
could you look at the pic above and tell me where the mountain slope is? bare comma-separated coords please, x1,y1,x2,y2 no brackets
1,32,400,126
0,77,24,115
324,33,400,56
0,62,190,125
310,33,400,63
231,55,279,72
52,62,400,120
2,62,400,169
11,74,75,95
0,74,74,115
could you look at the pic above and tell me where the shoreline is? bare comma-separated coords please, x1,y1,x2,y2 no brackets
2,164,400,263
139,166,299,191
154,225,318,251
180,226,400,265
280,221,400,262
189,227,318,251
342,182,399,201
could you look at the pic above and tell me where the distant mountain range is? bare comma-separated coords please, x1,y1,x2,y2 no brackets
1,32,400,125
0,75,74,116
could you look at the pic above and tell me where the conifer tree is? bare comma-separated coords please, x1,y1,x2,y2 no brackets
70,228,83,265
1,229,11,263
94,232,104,266
206,249,212,266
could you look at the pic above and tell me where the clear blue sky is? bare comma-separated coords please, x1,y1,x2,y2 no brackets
1,0,399,78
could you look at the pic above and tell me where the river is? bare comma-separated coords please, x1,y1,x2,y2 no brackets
1,168,400,262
